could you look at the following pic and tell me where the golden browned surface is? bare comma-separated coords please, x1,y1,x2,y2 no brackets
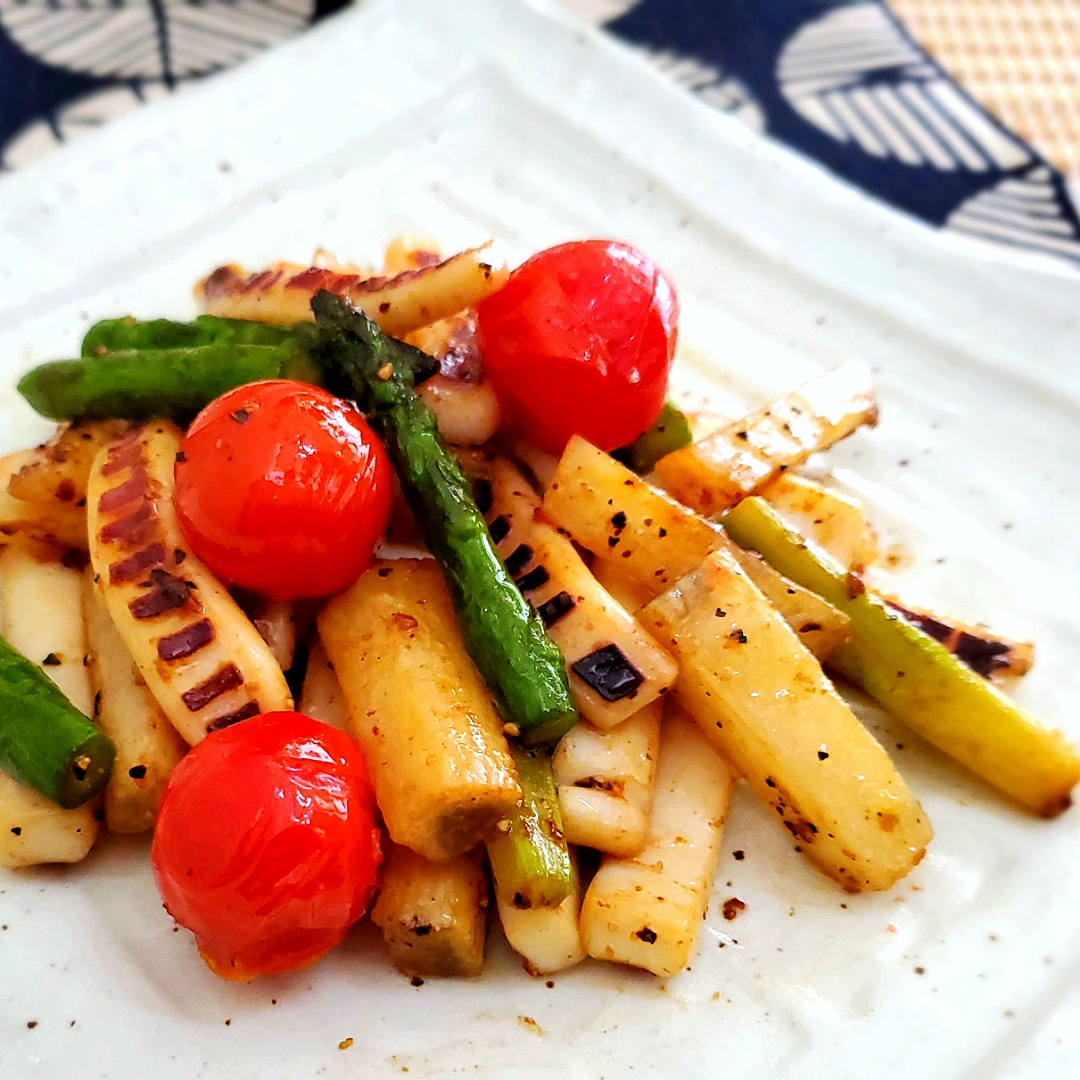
318,558,521,862
543,437,849,659
641,549,932,893
651,366,876,515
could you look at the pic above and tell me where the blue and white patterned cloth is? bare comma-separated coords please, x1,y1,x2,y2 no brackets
2,0,1079,265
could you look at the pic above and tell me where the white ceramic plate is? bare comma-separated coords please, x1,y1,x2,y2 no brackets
2,2,1080,1077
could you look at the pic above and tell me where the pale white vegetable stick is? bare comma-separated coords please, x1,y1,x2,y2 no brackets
553,700,661,856
298,637,349,731
556,786,648,857
496,853,585,975
83,569,186,834
580,705,733,978
0,547,99,868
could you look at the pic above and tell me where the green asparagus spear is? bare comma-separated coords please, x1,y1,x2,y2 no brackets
487,743,573,909
613,402,693,474
723,496,1080,815
81,314,296,357
19,343,324,423
311,290,577,747
0,637,115,808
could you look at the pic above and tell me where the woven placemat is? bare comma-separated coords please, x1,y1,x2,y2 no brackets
891,0,1080,178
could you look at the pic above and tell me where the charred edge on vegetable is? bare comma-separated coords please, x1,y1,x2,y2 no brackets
536,591,575,628
472,478,493,515
515,566,549,593
98,466,148,514
205,700,260,733
953,633,1013,678
182,663,244,712
98,502,155,547
571,644,644,702
504,544,532,578
100,432,144,476
887,602,951,643
488,515,510,544
109,543,166,585
886,601,1014,678
129,570,192,620
157,619,215,661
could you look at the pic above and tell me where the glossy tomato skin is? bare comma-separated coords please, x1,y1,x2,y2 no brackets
476,240,678,454
151,712,382,981
174,380,392,599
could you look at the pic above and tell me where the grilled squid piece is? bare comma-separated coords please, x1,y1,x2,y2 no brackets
197,246,508,337
405,310,502,446
86,424,292,745
553,699,662,857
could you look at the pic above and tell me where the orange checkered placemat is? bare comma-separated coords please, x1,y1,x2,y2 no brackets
891,0,1080,180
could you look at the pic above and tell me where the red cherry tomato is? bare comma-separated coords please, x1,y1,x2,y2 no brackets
174,380,392,599
151,712,382,981
476,240,678,454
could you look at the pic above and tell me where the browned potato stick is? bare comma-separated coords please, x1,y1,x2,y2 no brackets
297,636,349,730
759,472,878,571
553,699,661,856
589,556,655,615
0,450,87,553
371,842,489,978
9,421,128,510
652,365,877,514
580,704,733,977
641,549,932,893
197,246,509,336
543,437,849,660
479,457,678,728
880,597,1034,682
496,852,585,975
0,547,99,867
728,547,850,661
87,424,292,744
82,568,186,833
318,558,521,862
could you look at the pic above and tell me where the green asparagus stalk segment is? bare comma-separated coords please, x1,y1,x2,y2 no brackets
81,314,296,357
487,743,573,910
613,402,693,474
311,290,577,747
0,637,115,808
18,343,324,422
723,496,1080,815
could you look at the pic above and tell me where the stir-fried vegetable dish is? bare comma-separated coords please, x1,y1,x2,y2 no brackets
1,236,1075,984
